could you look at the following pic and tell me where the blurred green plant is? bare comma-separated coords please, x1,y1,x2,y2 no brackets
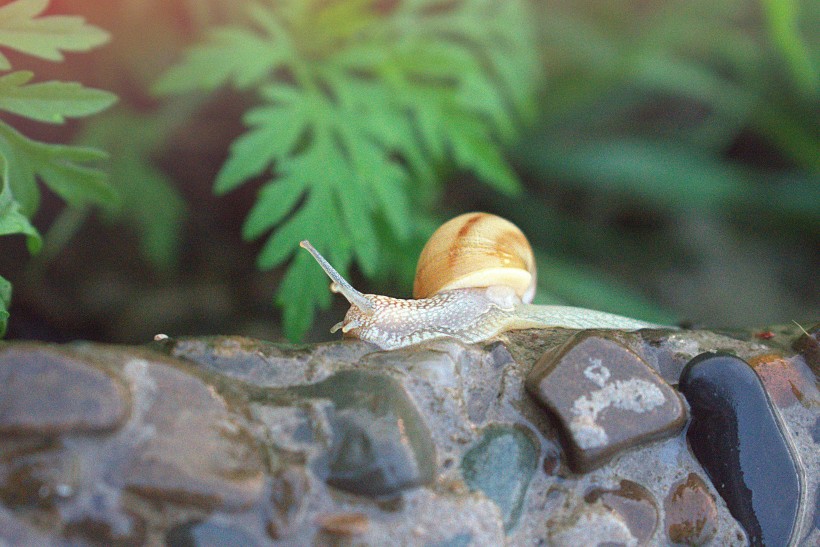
517,0,818,224
488,0,820,324
0,0,117,336
154,0,540,340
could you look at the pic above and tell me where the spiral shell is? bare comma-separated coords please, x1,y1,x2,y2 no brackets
413,212,537,303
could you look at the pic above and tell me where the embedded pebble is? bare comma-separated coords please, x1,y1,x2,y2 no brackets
664,473,719,545
548,499,639,546
267,465,310,539
0,345,128,435
460,425,539,531
110,359,266,510
525,331,687,471
316,512,370,536
679,352,802,546
747,352,820,407
583,480,658,544
290,370,436,497
166,520,260,547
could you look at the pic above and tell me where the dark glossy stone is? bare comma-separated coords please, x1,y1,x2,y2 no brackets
526,332,687,472
166,520,259,547
461,425,539,532
679,352,802,547
0,345,128,435
293,370,436,497
664,473,719,546
584,480,658,544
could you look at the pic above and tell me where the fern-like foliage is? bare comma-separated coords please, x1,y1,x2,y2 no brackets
155,0,540,340
0,0,117,336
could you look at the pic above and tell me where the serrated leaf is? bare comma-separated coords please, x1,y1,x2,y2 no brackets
0,160,42,253
0,71,117,123
153,26,287,94
243,176,305,239
0,120,116,217
0,274,10,337
0,0,109,63
215,102,308,193
450,117,521,194
257,190,323,269
275,247,336,341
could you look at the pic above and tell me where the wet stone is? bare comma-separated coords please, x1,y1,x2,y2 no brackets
460,425,539,532
679,352,802,547
267,465,310,539
0,345,128,435
110,359,265,510
525,331,687,472
166,520,260,547
583,479,658,544
792,323,820,374
291,370,436,497
316,512,369,536
425,533,473,547
664,473,719,546
548,499,639,546
747,352,820,408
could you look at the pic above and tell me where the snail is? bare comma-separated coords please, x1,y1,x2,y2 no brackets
300,212,668,350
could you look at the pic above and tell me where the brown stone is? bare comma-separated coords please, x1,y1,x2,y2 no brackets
109,359,265,510
0,345,129,435
317,512,369,536
748,353,820,408
792,323,820,375
526,332,687,472
664,473,718,545
584,480,658,544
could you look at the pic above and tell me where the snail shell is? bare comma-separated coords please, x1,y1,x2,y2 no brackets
413,212,537,303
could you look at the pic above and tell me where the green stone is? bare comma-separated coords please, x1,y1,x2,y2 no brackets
461,425,539,532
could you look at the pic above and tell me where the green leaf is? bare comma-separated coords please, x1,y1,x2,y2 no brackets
450,116,522,195
0,71,117,123
532,139,748,209
153,25,289,95
760,0,818,96
215,100,308,193
242,176,305,240
276,248,335,341
0,274,10,337
77,105,191,270
0,0,109,68
0,158,41,252
0,120,117,217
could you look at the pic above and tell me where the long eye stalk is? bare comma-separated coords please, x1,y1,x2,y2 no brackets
300,240,375,314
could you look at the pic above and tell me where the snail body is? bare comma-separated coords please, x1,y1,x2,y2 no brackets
301,212,667,350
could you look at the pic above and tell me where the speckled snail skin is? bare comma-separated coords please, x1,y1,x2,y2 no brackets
301,212,667,350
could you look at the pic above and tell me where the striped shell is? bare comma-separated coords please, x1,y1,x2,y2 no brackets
413,212,537,303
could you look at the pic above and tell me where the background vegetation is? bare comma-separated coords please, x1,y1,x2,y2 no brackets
0,0,817,343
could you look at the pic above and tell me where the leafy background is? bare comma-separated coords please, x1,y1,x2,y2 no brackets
0,0,817,343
